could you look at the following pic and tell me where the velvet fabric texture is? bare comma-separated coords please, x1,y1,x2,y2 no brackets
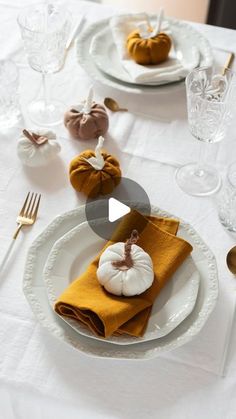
64,103,109,140
69,150,121,198
126,31,172,65
55,211,193,338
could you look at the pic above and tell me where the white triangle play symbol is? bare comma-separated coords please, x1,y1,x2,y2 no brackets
108,198,131,222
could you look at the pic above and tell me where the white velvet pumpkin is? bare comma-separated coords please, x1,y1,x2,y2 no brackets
17,129,61,167
97,230,154,297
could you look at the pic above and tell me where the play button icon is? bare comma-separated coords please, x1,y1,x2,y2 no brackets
108,198,130,222
85,177,151,240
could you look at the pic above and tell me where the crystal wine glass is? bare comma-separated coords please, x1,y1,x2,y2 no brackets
17,3,71,126
176,66,236,196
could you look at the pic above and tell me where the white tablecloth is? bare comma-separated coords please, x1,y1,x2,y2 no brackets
1,1,236,418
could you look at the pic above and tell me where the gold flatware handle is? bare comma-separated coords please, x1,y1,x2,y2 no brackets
0,192,41,272
13,223,23,240
222,52,235,75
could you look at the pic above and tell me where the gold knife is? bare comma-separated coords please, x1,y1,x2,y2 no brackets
222,52,235,75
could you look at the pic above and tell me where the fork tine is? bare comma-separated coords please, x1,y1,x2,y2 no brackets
24,192,34,217
28,193,38,218
32,194,41,221
19,192,30,216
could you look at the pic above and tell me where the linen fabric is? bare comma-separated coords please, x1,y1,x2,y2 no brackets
2,2,236,416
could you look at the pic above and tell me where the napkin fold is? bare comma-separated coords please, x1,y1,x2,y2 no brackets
106,13,197,84
55,210,192,338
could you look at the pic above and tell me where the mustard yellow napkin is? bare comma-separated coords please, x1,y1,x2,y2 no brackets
55,210,192,338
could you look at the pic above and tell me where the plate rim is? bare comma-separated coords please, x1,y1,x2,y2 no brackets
23,204,218,359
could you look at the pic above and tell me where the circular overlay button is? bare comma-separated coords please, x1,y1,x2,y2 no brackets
85,177,151,240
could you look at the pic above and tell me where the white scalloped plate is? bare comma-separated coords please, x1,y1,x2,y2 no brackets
76,16,213,94
90,20,200,86
23,204,218,359
43,219,200,345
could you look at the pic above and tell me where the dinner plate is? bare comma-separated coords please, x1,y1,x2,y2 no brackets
90,20,200,86
76,17,213,94
23,204,218,359
43,219,200,345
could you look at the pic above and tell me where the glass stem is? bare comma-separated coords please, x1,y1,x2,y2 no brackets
195,141,207,177
42,72,49,109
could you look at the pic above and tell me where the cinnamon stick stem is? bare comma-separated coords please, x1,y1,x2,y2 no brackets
22,129,48,146
112,230,139,270
22,129,35,142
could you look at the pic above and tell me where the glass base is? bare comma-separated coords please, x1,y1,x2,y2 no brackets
28,99,65,127
175,163,221,196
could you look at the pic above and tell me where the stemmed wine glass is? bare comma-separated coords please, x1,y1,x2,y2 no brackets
17,2,71,126
176,66,236,196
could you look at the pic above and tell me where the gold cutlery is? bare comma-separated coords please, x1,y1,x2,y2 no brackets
218,245,236,376
227,246,236,274
13,191,41,239
104,96,170,122
66,16,85,51
104,97,128,113
60,16,86,71
0,192,41,271
222,52,234,75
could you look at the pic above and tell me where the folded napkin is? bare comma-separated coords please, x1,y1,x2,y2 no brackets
55,210,192,338
107,13,198,84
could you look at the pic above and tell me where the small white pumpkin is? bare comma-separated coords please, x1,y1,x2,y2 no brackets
97,230,154,297
17,129,61,167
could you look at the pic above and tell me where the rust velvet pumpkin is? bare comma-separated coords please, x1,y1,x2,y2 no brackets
126,31,171,65
64,87,109,141
69,137,121,198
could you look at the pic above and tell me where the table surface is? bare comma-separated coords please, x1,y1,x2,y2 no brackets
1,1,236,418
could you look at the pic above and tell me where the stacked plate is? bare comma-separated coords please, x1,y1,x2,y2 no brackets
23,203,218,359
76,15,213,94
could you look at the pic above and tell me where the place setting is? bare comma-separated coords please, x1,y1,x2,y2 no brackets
77,7,213,94
1,0,236,377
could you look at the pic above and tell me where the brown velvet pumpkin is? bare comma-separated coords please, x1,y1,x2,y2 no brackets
69,137,121,198
64,87,109,141
126,31,171,65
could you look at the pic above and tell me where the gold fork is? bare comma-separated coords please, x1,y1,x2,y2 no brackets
13,192,41,239
0,192,41,271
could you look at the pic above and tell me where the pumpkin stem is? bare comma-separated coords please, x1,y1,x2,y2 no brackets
22,129,35,142
153,8,164,36
83,85,94,114
138,8,164,39
112,229,139,270
82,136,105,170
22,129,49,146
95,136,104,158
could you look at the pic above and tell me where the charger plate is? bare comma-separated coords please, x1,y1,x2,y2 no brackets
23,203,218,359
43,219,200,345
